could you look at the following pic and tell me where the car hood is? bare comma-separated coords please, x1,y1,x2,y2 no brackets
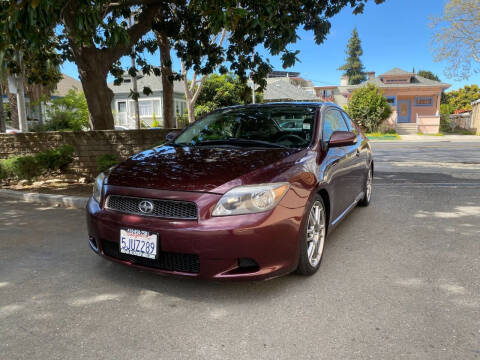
107,145,302,193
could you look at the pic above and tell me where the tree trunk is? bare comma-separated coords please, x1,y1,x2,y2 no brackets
76,57,114,130
157,33,175,129
7,91,19,129
0,83,5,133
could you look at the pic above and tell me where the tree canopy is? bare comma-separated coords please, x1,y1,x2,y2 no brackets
431,0,480,80
442,84,480,112
338,28,367,85
193,73,257,117
0,0,386,130
417,70,441,82
346,83,392,132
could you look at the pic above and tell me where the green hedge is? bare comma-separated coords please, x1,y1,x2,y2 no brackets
96,153,119,173
0,145,75,181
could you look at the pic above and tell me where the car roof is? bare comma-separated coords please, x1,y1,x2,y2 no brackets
214,102,342,112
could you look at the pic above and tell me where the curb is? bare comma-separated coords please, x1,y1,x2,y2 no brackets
0,189,89,209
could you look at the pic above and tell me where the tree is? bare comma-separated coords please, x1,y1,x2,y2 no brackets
338,28,367,85
182,29,227,124
417,70,441,82
431,0,480,80
194,73,254,117
2,0,385,130
443,84,480,112
346,84,392,132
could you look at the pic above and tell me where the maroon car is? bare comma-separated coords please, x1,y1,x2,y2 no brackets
86,103,373,280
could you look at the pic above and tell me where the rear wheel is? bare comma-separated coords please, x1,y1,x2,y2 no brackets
358,166,373,207
297,195,327,276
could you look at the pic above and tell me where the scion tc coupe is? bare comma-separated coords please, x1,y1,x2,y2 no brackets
86,102,373,280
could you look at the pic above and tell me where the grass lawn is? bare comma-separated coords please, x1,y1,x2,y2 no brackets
365,132,401,140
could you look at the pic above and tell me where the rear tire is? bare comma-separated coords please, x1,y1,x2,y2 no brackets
297,195,327,276
358,166,373,207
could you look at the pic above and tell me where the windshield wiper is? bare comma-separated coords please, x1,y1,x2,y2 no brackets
195,138,289,149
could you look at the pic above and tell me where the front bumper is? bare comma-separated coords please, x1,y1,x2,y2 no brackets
86,185,307,280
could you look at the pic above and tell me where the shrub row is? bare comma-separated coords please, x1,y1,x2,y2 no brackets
0,145,75,180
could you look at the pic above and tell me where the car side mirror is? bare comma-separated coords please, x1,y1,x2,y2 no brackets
328,131,357,147
165,131,181,142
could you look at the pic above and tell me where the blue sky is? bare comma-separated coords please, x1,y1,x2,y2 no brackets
61,0,478,91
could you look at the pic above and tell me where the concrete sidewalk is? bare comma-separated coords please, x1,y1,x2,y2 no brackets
371,134,480,143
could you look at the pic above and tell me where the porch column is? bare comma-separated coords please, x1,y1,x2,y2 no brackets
436,93,441,115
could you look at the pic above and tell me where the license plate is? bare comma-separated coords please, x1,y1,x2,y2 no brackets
120,228,158,259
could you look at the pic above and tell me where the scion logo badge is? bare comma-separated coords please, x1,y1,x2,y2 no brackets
138,200,154,214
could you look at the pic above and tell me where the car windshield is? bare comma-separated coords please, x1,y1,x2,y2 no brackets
174,106,317,149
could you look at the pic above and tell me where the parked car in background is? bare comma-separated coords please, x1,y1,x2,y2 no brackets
86,102,373,280
6,126,20,134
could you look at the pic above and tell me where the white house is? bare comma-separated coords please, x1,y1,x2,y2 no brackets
108,72,187,129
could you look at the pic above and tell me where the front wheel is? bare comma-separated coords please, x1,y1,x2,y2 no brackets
358,166,373,207
297,195,327,276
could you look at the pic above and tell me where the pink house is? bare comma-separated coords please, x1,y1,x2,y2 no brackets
344,68,451,134
315,68,451,134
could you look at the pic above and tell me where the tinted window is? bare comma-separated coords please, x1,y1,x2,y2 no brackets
323,109,349,141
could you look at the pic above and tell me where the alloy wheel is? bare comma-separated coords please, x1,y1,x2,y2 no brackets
306,201,326,267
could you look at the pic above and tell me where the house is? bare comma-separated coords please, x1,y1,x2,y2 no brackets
314,72,376,107
263,71,318,102
2,73,84,129
108,72,186,129
315,68,451,134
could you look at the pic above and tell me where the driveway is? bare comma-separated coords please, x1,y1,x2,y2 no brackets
1,140,479,360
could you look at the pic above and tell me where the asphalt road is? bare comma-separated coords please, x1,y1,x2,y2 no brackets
1,140,479,360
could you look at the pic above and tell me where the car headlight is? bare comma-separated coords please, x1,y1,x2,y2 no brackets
212,183,290,216
92,172,106,203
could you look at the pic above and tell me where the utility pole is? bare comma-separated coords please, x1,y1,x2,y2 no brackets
129,15,141,129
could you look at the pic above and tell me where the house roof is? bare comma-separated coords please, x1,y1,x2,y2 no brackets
108,71,185,94
380,68,414,76
263,80,318,101
340,68,450,91
53,74,83,97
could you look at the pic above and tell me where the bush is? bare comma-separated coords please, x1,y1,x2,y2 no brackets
1,156,42,180
36,145,75,171
0,145,75,181
97,154,119,173
346,84,392,133
32,90,89,132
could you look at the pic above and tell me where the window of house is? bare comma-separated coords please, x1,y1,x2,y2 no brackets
323,109,349,141
385,96,396,106
117,101,126,113
415,96,433,107
130,99,161,117
138,101,153,117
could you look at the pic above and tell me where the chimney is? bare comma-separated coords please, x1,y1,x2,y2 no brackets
340,75,349,86
367,71,375,80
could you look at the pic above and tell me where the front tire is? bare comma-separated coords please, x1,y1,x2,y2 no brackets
297,195,327,276
358,166,373,207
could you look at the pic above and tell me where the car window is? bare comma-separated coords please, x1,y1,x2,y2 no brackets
323,109,349,141
174,106,317,148
341,112,358,134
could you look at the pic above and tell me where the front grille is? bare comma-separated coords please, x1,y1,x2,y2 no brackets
101,240,200,273
106,195,198,220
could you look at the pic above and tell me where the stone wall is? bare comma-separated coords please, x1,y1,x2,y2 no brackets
0,129,174,177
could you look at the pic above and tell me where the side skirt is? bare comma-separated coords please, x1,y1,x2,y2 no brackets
331,192,364,226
